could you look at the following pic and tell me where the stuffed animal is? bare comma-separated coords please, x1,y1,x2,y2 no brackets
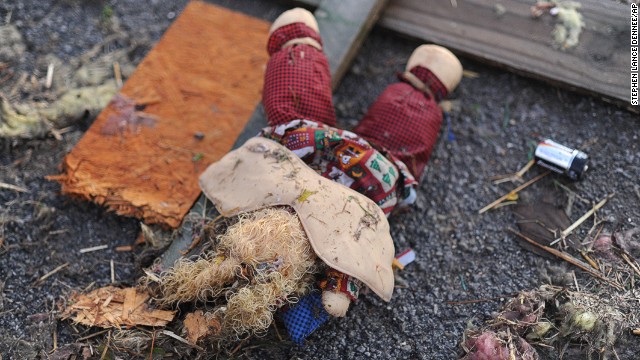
153,7,462,342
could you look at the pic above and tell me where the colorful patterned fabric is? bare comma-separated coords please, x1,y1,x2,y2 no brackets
280,291,329,344
317,268,362,302
353,66,447,179
261,120,417,215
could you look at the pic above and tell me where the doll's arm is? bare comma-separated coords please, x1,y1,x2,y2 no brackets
318,268,362,317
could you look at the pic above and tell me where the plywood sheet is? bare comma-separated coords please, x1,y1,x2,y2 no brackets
52,1,270,228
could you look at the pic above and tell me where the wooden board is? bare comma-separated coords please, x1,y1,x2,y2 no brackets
51,2,270,228
295,0,634,110
317,0,388,89
160,0,388,268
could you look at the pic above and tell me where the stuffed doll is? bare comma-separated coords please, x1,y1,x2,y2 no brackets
153,7,462,342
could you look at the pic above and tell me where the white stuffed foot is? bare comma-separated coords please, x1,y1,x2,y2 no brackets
322,290,351,317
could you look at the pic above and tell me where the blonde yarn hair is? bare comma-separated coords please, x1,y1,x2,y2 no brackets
156,207,318,338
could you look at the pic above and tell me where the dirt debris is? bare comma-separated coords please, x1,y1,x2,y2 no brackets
183,310,222,345
0,22,141,139
61,286,175,328
461,284,634,360
0,25,26,63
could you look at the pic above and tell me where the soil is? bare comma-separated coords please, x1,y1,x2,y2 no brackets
0,0,638,359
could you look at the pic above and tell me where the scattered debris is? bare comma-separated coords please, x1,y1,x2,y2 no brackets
49,343,83,360
110,329,154,354
534,139,588,181
100,94,157,136
462,329,538,360
0,31,139,138
530,2,556,18
513,203,570,256
110,259,115,284
33,263,69,286
558,193,614,240
79,244,108,254
161,330,204,351
462,70,479,79
45,63,54,89
613,226,640,258
183,310,221,345
62,286,176,328
0,182,28,193
113,62,123,88
491,159,535,185
479,172,549,214
139,222,172,249
446,293,515,306
460,285,633,359
530,2,585,49
393,249,416,270
551,2,584,49
509,229,623,290
0,25,26,63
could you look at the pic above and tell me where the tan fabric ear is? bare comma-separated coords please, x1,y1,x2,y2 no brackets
270,8,319,35
406,45,463,93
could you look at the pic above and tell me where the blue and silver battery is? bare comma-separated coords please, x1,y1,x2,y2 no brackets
534,139,589,181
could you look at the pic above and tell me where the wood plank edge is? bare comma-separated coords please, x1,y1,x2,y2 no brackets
378,19,638,114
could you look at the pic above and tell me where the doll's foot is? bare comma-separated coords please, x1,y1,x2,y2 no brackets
403,45,463,101
269,8,322,51
322,290,351,317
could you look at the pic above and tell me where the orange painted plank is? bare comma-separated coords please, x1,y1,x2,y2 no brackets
52,1,270,228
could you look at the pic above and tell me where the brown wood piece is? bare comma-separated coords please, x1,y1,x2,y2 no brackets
51,2,271,228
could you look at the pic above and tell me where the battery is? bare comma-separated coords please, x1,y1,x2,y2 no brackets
534,139,589,180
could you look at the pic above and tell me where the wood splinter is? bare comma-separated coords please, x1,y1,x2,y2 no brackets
45,63,54,89
479,171,549,214
558,193,614,240
33,263,69,286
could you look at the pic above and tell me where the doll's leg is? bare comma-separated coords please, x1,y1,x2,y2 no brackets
263,8,337,127
221,281,282,335
353,45,462,181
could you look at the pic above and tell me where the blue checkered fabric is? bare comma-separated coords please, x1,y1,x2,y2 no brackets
280,292,329,344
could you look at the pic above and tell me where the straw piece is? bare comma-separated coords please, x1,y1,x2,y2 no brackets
479,172,549,214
